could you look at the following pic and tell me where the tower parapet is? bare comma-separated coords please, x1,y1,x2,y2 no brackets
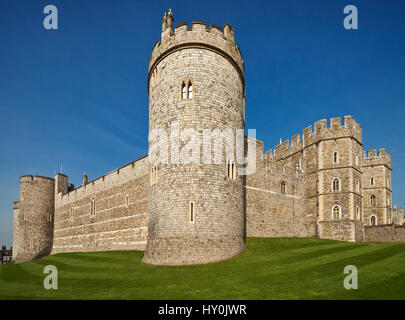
362,149,391,168
148,15,245,94
268,116,362,161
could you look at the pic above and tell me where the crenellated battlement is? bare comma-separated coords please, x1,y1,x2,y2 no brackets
148,10,244,92
268,116,362,161
246,136,299,176
56,155,149,205
20,175,55,184
362,148,391,167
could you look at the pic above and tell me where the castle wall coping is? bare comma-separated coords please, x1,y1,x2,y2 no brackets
175,21,187,28
86,154,148,186
20,175,55,182
55,173,68,177
192,20,206,25
57,154,148,203
210,24,223,32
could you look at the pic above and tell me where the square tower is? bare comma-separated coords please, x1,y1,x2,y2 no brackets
362,149,392,225
314,117,364,242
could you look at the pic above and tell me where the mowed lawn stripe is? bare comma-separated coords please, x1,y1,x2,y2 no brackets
0,238,404,300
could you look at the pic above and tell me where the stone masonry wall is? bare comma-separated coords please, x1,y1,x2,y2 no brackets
362,149,392,226
13,176,55,263
52,156,149,254
364,225,405,242
267,117,365,241
143,18,246,265
318,220,364,242
246,140,308,238
12,201,20,260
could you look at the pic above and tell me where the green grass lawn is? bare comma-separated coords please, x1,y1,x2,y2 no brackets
1,237,404,300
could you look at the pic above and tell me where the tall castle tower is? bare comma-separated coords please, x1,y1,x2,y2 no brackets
362,149,392,225
314,117,364,241
142,10,247,265
12,175,55,263
270,116,364,242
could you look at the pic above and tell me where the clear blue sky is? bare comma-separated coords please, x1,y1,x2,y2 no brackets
1,0,404,246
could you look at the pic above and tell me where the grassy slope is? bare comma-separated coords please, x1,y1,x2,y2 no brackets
0,237,404,300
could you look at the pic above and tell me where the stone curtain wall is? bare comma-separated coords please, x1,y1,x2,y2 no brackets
52,157,149,254
364,225,405,242
318,220,364,242
246,140,308,238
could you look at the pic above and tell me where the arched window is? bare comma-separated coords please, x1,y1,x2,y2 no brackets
355,155,359,166
370,177,375,186
227,160,236,180
332,178,340,191
387,197,390,206
281,181,286,194
370,215,377,226
356,206,361,220
332,206,341,219
181,82,187,99
371,195,376,206
333,152,339,164
188,81,193,99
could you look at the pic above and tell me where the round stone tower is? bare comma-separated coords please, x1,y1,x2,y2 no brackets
13,175,55,263
142,10,246,265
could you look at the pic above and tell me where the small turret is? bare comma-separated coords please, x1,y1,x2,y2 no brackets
161,8,174,40
55,173,69,196
223,22,235,45
83,171,88,186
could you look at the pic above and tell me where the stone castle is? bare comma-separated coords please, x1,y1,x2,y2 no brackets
11,11,405,265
